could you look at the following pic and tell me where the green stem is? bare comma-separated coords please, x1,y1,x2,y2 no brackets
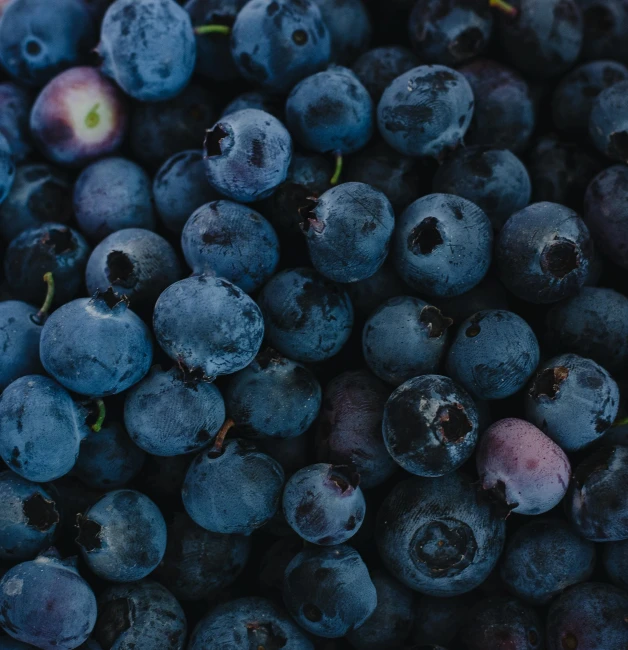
613,416,628,428
489,0,518,16
330,153,343,186
91,400,106,433
35,272,55,322
194,24,231,35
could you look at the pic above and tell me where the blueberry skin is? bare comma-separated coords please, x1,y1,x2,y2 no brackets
459,59,535,154
0,134,14,205
376,472,506,596
153,150,220,234
496,0,583,79
0,375,89,482
231,0,331,94
408,0,492,67
286,67,374,156
0,83,33,163
40,291,153,398
283,545,377,638
257,267,354,363
221,91,284,120
94,581,186,650
302,182,394,283
181,200,280,293
154,512,251,601
377,65,474,159
500,519,595,606
393,193,493,297
98,0,196,101
312,0,371,65
153,275,264,378
0,301,44,391
4,224,90,306
524,353,619,452
182,438,284,534
0,471,59,560
352,46,420,103
546,582,628,650
567,445,628,541
603,539,628,590
363,297,453,386
0,164,73,242
73,157,157,243
204,109,292,204
76,489,166,582
188,597,313,650
580,0,628,64
0,553,97,650
344,262,410,317
85,228,183,311
432,146,531,231
590,80,628,162
225,349,321,440
124,365,226,456
0,0,97,87
282,463,365,545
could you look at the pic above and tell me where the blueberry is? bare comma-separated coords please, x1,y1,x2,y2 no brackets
73,157,156,243
412,594,471,646
124,364,226,456
393,193,493,297
231,0,331,94
221,90,284,119
153,150,220,234
0,551,97,649
204,109,292,203
376,472,506,596
85,228,183,311
0,375,90,482
580,0,628,64
589,80,628,162
98,0,196,101
76,489,166,582
188,596,313,650
225,348,321,439
0,0,97,87
352,46,420,102
257,267,354,363
153,275,264,378
344,263,411,317
603,539,628,590
363,297,453,386
182,200,280,293
432,146,531,231
283,545,377,638
377,65,474,159
0,134,14,205
500,518,596,605
315,370,397,489
0,83,33,162
182,436,284,534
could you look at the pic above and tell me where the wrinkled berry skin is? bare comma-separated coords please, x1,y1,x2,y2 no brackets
40,290,153,398
188,597,313,650
124,365,226,456
225,349,321,440
0,133,15,204
363,297,453,386
393,193,493,297
231,0,331,94
376,472,506,596
302,182,394,283
98,0,196,101
182,439,284,534
476,418,571,516
546,582,628,650
257,267,354,363
5,224,90,306
580,0,628,64
567,445,628,541
153,275,264,378
204,109,292,203
0,375,89,482
446,309,540,400
283,545,377,638
383,375,478,477
352,46,420,102
94,580,187,650
603,539,628,590
282,463,365,545
524,353,619,452
0,553,97,650
432,146,531,231
85,228,183,311
0,83,33,162
315,370,396,489
312,0,371,65
0,0,97,87
501,519,596,605
76,489,167,582
377,65,474,159
589,80,628,162
182,200,280,293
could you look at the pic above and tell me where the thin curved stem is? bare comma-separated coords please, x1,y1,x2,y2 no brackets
194,24,232,35
35,272,55,322
91,400,106,433
330,152,343,186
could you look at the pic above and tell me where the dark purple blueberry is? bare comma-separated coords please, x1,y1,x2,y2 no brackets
412,594,471,646
352,46,420,102
580,0,628,64
344,262,411,317
603,539,628,591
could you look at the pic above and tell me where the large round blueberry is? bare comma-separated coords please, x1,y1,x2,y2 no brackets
580,0,628,64
312,0,371,65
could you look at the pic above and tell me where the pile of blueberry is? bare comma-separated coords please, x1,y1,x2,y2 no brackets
2,0,628,648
